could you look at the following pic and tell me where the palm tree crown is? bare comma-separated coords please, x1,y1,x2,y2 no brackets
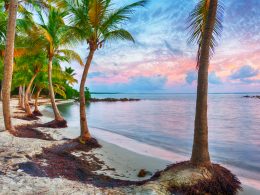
61,0,146,50
187,0,224,68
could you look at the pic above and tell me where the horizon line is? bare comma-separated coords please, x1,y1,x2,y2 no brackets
90,92,260,95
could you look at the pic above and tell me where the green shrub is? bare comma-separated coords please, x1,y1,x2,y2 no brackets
85,87,91,101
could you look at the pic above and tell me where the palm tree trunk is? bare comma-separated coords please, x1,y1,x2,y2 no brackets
24,73,38,116
21,84,25,109
30,84,36,100
191,0,218,166
2,0,18,131
33,88,42,115
0,81,2,101
48,56,64,121
18,85,22,106
79,48,95,142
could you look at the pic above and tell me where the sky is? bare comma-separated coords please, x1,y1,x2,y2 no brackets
66,0,260,93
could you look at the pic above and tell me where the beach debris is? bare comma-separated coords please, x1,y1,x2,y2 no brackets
18,162,47,177
12,115,40,121
11,124,54,141
150,161,242,195
138,169,148,177
78,137,101,147
38,119,68,128
33,110,43,116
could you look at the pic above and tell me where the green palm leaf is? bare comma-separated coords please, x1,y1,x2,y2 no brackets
62,0,146,47
100,0,146,35
104,29,135,43
57,49,84,66
187,0,224,68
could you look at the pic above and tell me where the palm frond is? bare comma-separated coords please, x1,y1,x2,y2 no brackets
100,0,147,34
88,0,107,28
53,84,66,98
187,0,224,68
104,29,135,43
57,49,84,66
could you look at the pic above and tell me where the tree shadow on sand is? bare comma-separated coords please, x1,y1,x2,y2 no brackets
13,115,40,121
15,141,242,193
11,124,54,141
16,140,146,188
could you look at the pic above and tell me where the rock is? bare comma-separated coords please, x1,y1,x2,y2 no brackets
138,169,148,177
243,95,260,99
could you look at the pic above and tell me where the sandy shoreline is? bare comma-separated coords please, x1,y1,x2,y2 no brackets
0,98,259,194
0,99,170,194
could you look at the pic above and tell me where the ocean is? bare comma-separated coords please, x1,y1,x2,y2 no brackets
49,93,260,185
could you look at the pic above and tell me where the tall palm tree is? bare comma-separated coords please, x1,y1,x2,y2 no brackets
35,7,83,127
61,0,146,143
1,0,48,130
2,0,18,131
187,0,223,166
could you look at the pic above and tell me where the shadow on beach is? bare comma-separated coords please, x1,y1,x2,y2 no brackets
16,140,147,188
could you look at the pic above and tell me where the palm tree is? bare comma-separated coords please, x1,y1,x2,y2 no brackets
65,67,76,80
18,85,25,108
14,53,47,116
32,59,77,116
32,65,49,116
62,0,146,143
187,0,223,166
1,0,48,130
52,58,78,99
33,87,42,115
35,7,83,127
2,0,18,131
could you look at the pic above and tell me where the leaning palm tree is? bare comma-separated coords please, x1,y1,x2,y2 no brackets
35,7,83,127
14,53,47,116
32,69,48,116
2,0,18,131
32,58,77,116
187,0,223,165
61,0,146,143
1,0,49,130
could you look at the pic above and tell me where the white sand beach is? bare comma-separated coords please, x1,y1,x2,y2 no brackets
0,99,259,194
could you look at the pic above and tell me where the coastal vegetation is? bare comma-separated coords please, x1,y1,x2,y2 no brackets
0,0,243,194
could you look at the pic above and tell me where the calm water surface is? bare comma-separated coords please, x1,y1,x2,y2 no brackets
54,93,260,180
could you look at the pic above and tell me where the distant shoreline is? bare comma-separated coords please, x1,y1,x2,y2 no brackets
243,95,260,99
91,92,260,95
89,98,140,102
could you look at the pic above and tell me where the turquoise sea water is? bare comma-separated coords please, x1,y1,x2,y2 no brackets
51,93,260,183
